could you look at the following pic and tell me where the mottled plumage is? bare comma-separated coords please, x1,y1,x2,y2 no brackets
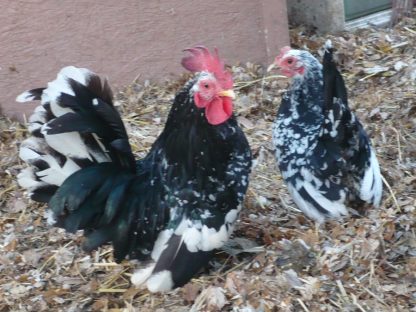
17,49,251,292
271,41,382,222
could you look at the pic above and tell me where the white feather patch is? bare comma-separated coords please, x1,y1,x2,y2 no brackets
288,181,348,223
303,181,347,217
17,168,41,189
151,229,174,261
360,149,382,207
181,226,202,252
19,145,42,162
200,224,228,251
91,133,111,162
288,184,324,223
42,131,92,161
28,105,47,123
174,218,232,252
146,270,174,293
131,263,156,287
16,91,39,103
324,39,333,50
225,208,238,224
43,66,93,117
44,209,57,226
35,155,80,186
19,137,81,186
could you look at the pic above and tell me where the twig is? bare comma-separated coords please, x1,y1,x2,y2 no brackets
351,293,367,312
278,194,301,213
390,126,402,162
75,262,88,282
132,73,142,84
98,249,113,258
380,174,401,213
359,72,383,82
359,285,388,306
328,299,342,309
93,262,120,267
39,241,74,272
249,188,266,210
256,174,278,183
18,202,28,222
234,75,286,90
369,259,375,286
214,255,232,277
296,298,310,312
404,26,416,34
390,41,409,49
336,280,349,302
220,260,249,277
102,268,130,288
97,288,127,293
0,186,15,198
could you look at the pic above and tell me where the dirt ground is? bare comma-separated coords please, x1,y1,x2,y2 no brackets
1,16,416,312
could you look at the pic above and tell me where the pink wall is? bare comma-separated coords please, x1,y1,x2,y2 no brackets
0,0,289,121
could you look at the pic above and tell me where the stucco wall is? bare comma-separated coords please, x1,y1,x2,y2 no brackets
287,0,345,32
0,0,289,121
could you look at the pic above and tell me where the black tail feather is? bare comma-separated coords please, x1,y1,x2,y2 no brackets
323,43,348,110
48,162,157,262
16,88,45,102
82,227,116,252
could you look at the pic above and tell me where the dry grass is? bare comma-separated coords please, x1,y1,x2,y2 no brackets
1,16,416,312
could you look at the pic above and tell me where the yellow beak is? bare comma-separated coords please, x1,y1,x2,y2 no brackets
267,63,277,72
217,89,236,99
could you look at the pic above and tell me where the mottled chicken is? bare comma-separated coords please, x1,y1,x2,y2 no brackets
268,41,382,223
17,47,252,292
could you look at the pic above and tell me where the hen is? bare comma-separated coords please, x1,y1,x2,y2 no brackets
268,41,382,223
17,47,252,292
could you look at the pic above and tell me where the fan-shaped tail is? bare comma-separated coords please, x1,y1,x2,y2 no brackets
17,66,135,202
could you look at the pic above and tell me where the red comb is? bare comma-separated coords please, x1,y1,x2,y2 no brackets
181,46,233,89
274,46,292,66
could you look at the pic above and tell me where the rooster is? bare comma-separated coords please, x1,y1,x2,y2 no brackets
268,41,382,223
16,47,252,292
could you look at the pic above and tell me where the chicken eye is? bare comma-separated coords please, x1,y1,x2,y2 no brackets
287,58,293,65
204,83,210,89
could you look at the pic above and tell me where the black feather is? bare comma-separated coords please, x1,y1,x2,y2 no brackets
323,46,348,110
31,184,58,203
44,112,92,134
24,88,45,101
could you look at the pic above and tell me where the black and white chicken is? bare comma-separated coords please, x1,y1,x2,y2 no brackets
16,47,252,292
268,41,382,223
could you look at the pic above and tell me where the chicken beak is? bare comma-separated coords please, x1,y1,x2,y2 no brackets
267,62,277,72
217,89,236,100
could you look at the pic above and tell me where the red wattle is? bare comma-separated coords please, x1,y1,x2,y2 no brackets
205,97,233,125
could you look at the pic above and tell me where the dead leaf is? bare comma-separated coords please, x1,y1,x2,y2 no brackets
182,283,200,304
191,286,227,312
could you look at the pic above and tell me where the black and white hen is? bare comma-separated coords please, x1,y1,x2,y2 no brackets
268,41,382,223
16,47,252,292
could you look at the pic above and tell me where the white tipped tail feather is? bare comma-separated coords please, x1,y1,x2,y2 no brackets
287,180,348,224
16,91,39,103
146,271,175,293
324,39,333,51
17,66,114,202
130,266,174,293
